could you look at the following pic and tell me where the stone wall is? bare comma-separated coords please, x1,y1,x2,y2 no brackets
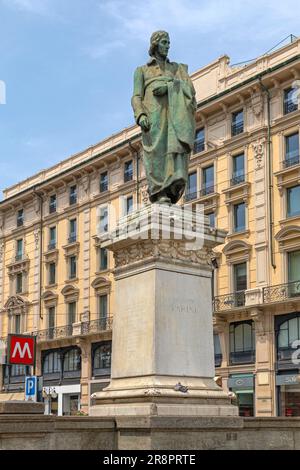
1,414,300,450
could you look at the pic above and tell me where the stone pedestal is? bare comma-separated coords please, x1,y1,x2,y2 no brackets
90,205,238,418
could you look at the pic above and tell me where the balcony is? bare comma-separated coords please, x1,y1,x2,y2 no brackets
214,354,222,368
229,350,255,365
124,171,133,183
263,280,300,303
30,316,113,342
282,155,300,169
68,234,77,244
48,241,56,251
100,181,108,193
69,194,77,205
213,291,246,312
200,185,215,197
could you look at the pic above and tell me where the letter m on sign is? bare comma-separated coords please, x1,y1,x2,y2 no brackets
8,335,36,366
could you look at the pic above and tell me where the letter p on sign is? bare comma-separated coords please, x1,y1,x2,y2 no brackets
8,335,36,366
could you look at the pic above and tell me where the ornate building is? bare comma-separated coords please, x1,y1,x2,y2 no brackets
0,38,300,416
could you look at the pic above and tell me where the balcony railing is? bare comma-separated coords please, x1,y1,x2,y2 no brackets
231,173,245,186
81,317,113,335
229,350,255,365
282,155,300,169
69,194,77,205
231,122,244,136
214,354,222,367
100,182,108,193
184,191,197,202
200,185,215,197
263,280,300,303
68,234,77,244
194,140,205,154
48,241,56,251
284,100,298,115
124,171,133,182
29,316,113,342
213,291,246,312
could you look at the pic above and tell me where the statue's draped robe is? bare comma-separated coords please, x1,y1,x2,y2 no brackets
132,58,196,203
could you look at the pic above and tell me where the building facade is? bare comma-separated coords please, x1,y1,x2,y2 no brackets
0,38,300,416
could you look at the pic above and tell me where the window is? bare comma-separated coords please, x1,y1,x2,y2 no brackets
277,314,300,362
207,212,215,228
43,351,61,374
93,342,112,373
124,160,133,182
100,206,108,233
232,153,245,185
16,239,23,260
229,321,255,364
284,87,298,115
49,262,56,285
288,251,300,297
16,273,23,294
17,209,24,227
10,364,26,376
15,315,21,334
126,196,133,215
68,302,76,325
194,128,205,153
69,256,77,279
285,133,299,168
233,202,246,232
202,166,214,196
48,306,55,338
233,262,247,307
287,185,300,218
99,294,108,319
100,247,108,271
186,172,197,201
63,348,81,372
100,171,108,192
231,110,244,136
69,185,77,205
49,226,56,250
49,194,57,214
214,334,222,367
69,218,77,243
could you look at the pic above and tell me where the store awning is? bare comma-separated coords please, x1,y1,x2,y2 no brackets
0,392,24,401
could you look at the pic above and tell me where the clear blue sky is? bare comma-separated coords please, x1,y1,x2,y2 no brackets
0,0,299,195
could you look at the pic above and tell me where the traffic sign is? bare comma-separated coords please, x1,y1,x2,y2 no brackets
25,376,37,401
8,334,36,366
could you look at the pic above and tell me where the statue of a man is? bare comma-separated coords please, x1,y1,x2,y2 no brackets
132,31,196,204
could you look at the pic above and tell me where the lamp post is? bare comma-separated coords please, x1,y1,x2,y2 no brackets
42,387,58,414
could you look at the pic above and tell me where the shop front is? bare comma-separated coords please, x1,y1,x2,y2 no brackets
276,373,300,417
228,373,255,417
43,383,81,416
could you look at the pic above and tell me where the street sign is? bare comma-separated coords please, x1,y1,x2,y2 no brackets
25,376,37,402
8,334,36,366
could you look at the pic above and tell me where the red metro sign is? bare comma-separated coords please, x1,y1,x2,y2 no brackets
8,334,36,366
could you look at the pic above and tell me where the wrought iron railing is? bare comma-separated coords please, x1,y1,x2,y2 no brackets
282,155,300,169
213,291,246,312
32,325,73,341
194,140,205,154
200,185,215,197
124,170,133,182
69,194,77,205
183,191,197,202
284,100,298,115
231,173,245,186
231,121,244,136
263,280,300,303
68,234,77,244
81,317,113,335
48,241,56,251
100,181,108,192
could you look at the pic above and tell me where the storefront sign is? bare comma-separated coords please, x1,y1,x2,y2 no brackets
228,375,254,389
276,374,300,386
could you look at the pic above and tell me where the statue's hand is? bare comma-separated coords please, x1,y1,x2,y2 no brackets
139,115,151,132
153,85,168,96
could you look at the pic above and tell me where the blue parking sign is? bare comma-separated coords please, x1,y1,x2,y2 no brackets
25,376,37,401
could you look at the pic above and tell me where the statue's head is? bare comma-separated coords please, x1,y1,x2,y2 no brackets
149,31,170,59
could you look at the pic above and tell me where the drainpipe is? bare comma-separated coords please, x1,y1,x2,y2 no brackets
129,141,140,206
259,77,276,270
33,189,44,319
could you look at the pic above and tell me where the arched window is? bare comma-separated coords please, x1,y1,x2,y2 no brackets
63,348,81,372
277,314,300,361
93,342,111,376
43,351,61,374
229,321,255,364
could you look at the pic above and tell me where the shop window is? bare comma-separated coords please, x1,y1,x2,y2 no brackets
213,334,222,367
63,348,81,372
92,342,112,376
229,321,255,364
43,351,61,374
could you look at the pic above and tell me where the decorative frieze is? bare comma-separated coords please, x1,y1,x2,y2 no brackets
252,139,265,170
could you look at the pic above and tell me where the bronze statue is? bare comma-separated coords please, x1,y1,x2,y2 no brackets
132,31,196,204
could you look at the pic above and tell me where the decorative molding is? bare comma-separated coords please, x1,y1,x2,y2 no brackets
61,284,79,302
33,229,40,250
113,239,214,269
223,239,252,263
4,295,30,315
252,139,265,170
251,92,264,117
